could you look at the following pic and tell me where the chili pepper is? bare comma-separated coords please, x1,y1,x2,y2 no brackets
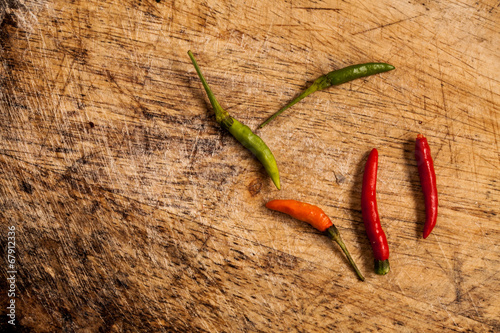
188,50,281,190
415,134,438,239
361,148,390,275
259,62,395,128
266,199,365,281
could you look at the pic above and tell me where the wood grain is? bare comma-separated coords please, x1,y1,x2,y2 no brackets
1,0,499,331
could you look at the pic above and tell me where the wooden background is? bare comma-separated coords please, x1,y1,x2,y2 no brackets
1,0,499,331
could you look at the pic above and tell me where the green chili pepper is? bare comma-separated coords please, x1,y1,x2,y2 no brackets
188,50,281,190
259,62,395,128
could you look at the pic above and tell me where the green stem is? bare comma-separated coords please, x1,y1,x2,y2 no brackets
326,226,365,281
259,82,320,128
187,51,231,126
374,259,390,275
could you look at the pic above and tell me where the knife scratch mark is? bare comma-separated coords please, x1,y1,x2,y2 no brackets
435,240,453,272
292,7,341,12
38,56,77,158
105,69,149,118
352,14,424,36
466,290,481,318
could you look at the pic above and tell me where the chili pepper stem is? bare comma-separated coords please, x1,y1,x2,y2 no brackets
259,83,320,128
374,259,390,275
187,50,232,127
326,226,365,281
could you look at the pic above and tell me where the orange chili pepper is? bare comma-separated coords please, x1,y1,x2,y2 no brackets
266,199,365,281
266,200,332,231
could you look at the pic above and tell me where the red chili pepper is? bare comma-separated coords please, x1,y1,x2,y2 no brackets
266,199,365,281
415,134,438,239
361,149,390,275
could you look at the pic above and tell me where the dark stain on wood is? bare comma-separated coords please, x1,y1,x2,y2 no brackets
247,178,262,196
19,180,33,194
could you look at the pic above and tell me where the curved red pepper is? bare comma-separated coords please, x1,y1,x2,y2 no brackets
361,148,390,275
415,134,438,239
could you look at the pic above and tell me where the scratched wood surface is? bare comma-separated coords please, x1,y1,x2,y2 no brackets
0,0,499,332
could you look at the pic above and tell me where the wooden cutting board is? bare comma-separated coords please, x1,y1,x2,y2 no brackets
1,0,499,331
